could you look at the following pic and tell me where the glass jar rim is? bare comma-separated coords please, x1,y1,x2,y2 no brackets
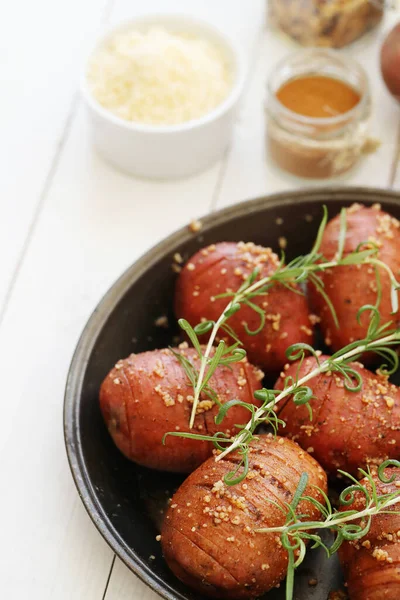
267,48,370,128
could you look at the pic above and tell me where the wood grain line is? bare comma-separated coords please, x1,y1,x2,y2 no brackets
102,555,117,600
0,0,116,334
209,147,231,212
211,25,266,212
0,92,79,332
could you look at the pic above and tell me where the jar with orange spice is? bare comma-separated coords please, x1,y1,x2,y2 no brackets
266,49,371,179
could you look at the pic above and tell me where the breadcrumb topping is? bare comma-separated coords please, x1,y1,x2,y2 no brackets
189,219,202,232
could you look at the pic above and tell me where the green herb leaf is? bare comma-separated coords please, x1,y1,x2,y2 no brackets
194,320,214,335
178,319,202,355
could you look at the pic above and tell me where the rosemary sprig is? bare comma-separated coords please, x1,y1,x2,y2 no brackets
163,392,286,487
179,206,400,428
166,316,400,484
256,459,400,600
214,313,400,469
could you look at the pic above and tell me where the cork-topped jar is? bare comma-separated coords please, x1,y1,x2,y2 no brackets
266,49,371,179
269,0,385,48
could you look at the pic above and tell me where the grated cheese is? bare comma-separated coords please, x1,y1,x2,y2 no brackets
87,27,232,125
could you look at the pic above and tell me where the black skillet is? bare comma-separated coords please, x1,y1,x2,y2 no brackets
64,187,400,600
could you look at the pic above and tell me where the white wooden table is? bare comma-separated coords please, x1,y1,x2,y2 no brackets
1,1,399,598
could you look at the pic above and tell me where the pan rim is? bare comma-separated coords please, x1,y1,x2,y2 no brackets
63,186,400,600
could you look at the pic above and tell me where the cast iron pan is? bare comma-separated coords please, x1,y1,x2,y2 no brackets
64,187,400,600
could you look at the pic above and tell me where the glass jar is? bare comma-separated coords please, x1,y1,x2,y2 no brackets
269,0,385,48
266,49,371,179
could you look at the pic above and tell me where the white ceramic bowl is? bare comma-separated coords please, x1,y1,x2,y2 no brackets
81,14,246,180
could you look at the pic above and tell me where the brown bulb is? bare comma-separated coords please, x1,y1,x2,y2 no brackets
381,22,400,102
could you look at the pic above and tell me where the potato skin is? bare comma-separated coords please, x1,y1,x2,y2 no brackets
161,434,327,599
175,242,313,373
275,356,400,476
338,468,400,600
99,347,263,473
381,23,400,102
308,204,400,356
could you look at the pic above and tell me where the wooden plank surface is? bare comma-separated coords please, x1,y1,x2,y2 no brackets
0,0,111,315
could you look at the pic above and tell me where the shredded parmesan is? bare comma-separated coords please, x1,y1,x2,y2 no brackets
87,27,232,125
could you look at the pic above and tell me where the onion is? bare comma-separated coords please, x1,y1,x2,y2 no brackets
380,22,400,102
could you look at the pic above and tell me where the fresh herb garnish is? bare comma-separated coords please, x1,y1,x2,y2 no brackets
175,207,399,428
257,460,400,600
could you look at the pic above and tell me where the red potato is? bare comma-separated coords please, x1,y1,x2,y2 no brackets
275,355,400,476
308,204,400,356
175,242,314,374
381,22,400,102
161,434,327,599
338,467,400,600
99,346,263,473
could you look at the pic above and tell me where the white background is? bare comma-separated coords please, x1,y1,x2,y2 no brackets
1,1,400,598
